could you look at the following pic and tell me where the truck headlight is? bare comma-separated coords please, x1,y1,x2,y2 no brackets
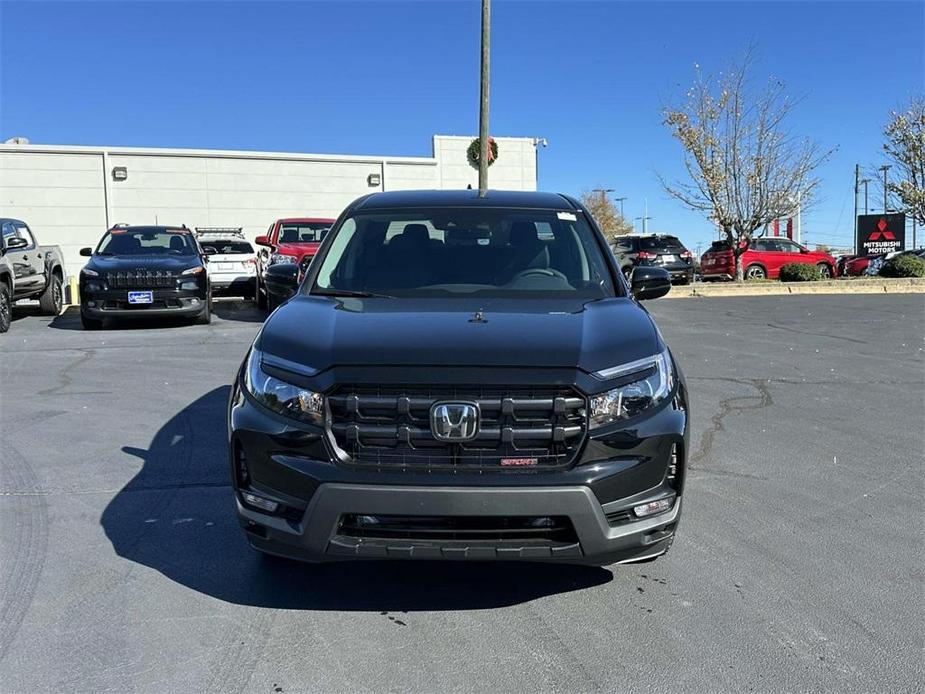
589,348,674,428
270,253,298,265
242,347,323,425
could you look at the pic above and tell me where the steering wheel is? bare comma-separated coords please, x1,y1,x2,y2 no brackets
509,267,569,283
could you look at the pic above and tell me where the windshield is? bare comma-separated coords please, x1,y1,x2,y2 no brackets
278,223,331,243
311,208,617,298
97,230,198,256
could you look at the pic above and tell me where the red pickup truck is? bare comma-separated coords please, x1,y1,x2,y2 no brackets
255,217,334,309
701,237,838,280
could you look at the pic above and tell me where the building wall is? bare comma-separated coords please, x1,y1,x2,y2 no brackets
433,135,537,191
1,136,536,277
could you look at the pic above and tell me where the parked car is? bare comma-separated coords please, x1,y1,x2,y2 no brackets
196,228,257,299
840,254,883,277
700,237,837,280
0,217,65,333
229,189,687,566
254,217,335,309
78,225,211,329
611,234,694,284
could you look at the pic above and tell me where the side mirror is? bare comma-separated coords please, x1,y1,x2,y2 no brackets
79,247,93,257
255,235,271,247
630,266,672,301
5,237,29,251
264,262,299,299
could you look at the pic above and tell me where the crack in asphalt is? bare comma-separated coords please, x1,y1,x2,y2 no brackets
689,378,774,467
37,348,96,396
765,322,870,345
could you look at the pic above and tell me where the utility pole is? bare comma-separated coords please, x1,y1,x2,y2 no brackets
879,164,891,214
614,196,627,217
477,0,491,197
861,179,871,214
853,164,859,250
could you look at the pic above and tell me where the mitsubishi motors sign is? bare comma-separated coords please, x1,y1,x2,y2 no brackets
857,214,905,255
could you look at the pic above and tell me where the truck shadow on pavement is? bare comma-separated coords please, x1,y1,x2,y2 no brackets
101,387,612,610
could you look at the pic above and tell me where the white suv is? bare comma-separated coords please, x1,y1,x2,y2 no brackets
196,228,258,299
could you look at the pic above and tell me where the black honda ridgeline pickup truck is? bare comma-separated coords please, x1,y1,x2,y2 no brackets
230,190,688,566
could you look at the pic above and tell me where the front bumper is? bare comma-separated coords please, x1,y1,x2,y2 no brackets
229,370,689,565
81,288,208,318
239,483,680,565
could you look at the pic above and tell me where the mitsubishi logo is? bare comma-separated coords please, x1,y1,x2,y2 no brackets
430,402,480,441
869,218,896,241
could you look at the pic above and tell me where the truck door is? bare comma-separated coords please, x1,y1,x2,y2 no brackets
14,222,46,294
2,221,40,297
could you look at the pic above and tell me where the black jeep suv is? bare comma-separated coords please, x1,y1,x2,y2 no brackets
611,234,694,284
229,190,688,566
79,225,212,329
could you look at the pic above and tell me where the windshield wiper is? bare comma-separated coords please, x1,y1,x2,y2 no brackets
313,289,395,299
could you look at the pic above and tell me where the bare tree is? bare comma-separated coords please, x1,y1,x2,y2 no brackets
660,52,832,280
882,96,925,226
580,190,633,239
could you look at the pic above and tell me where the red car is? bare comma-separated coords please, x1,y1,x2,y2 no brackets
700,237,837,281
255,217,334,309
839,254,883,277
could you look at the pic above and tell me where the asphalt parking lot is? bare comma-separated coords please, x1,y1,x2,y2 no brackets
1,294,922,693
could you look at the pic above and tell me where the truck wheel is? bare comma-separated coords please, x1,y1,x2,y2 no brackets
39,274,63,315
80,312,103,330
195,300,212,325
816,263,833,279
0,283,11,333
256,281,268,310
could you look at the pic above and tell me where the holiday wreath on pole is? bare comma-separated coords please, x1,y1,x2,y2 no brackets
467,137,498,167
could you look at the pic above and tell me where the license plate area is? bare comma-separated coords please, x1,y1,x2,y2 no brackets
128,291,153,304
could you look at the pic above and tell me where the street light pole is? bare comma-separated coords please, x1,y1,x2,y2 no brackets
477,0,491,197
861,179,871,214
879,164,891,214
614,197,627,217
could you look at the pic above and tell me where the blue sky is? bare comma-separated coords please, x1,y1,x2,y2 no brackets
2,1,923,251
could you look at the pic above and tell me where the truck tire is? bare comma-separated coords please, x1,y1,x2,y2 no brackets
80,312,103,330
39,273,63,315
256,281,268,310
0,282,11,333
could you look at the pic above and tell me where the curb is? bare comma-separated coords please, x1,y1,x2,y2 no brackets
664,278,925,299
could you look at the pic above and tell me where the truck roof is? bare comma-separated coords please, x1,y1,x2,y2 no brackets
351,189,578,211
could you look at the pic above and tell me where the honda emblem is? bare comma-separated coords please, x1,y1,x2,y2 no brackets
430,402,480,441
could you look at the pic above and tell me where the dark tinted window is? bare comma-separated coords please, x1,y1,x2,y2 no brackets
199,240,253,254
97,229,197,256
314,208,616,298
640,236,685,250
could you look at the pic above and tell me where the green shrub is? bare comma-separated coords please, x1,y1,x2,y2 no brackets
779,263,822,282
879,253,925,278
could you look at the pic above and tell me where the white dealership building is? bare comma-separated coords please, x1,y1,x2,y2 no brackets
0,135,540,276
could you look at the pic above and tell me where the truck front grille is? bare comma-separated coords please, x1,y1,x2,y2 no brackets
106,270,177,288
327,384,587,470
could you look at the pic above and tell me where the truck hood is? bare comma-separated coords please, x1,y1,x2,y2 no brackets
84,255,202,273
258,296,660,375
274,242,321,260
